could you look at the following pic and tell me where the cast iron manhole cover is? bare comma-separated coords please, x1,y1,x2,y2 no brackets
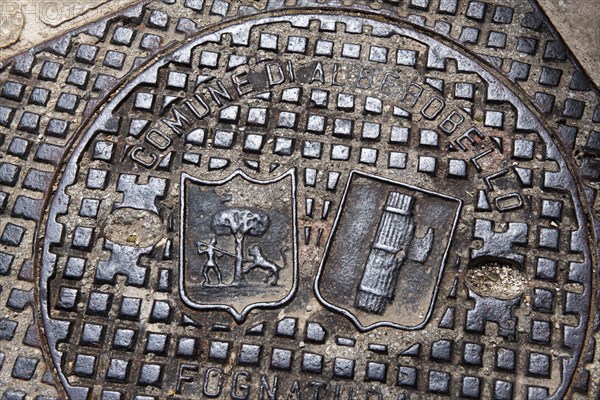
0,1,598,400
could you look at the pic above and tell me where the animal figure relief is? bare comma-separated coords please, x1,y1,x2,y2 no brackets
243,245,288,285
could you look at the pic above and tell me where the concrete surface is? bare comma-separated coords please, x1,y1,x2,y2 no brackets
537,0,600,88
0,0,139,59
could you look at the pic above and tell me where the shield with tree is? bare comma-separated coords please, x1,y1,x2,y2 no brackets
180,168,297,321
212,208,270,285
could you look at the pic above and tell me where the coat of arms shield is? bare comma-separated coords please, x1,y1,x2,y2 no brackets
179,169,297,321
315,171,462,331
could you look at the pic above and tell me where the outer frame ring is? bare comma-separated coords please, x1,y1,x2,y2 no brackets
32,8,597,399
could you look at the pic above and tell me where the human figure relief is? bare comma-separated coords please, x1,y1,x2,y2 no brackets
196,237,224,285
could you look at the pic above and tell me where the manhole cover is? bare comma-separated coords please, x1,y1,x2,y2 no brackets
0,1,598,400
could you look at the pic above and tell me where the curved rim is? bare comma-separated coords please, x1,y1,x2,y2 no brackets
32,7,597,399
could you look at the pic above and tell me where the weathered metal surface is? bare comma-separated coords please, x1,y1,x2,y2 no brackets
0,1,598,399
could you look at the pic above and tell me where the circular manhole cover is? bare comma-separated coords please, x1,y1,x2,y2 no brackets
37,10,594,400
